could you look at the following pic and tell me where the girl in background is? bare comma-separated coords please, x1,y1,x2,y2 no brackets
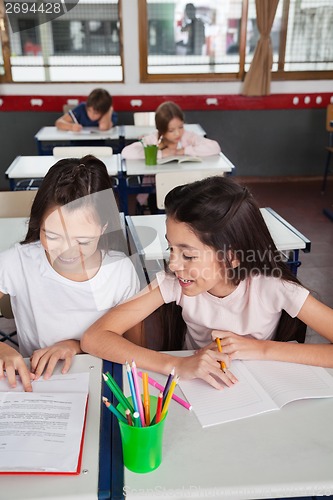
81,176,333,389
0,155,140,391
122,101,221,213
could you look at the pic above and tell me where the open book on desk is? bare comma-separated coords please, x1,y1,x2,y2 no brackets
178,359,333,428
157,155,202,165
0,372,89,474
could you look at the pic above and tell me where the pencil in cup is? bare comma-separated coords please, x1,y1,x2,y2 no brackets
116,394,167,473
138,371,192,411
215,337,227,373
103,372,134,413
102,397,127,424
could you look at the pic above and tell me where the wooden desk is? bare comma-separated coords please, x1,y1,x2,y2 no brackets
121,356,333,499
126,209,311,281
34,126,121,155
1,354,123,500
119,153,234,215
5,155,121,190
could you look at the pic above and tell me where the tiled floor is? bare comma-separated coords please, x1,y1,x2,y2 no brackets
1,178,333,348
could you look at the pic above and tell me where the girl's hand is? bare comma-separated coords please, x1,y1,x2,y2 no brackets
30,340,82,380
173,349,238,390
0,345,35,392
211,330,266,361
72,123,82,132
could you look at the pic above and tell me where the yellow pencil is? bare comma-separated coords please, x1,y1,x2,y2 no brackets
215,337,227,373
142,371,150,425
160,375,179,421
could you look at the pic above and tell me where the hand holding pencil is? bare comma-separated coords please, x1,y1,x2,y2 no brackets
215,337,227,373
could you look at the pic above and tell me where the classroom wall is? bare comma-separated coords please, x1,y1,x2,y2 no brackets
0,106,328,191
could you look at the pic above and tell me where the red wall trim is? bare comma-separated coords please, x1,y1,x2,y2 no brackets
0,93,332,112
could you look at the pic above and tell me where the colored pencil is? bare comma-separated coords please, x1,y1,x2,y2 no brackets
162,367,175,405
105,371,134,412
131,361,146,426
161,376,179,421
125,408,133,426
215,338,227,373
138,371,192,411
133,411,141,427
142,372,150,425
103,372,134,413
125,361,139,414
154,391,163,424
102,397,127,424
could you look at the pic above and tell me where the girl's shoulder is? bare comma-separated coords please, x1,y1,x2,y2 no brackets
0,241,41,260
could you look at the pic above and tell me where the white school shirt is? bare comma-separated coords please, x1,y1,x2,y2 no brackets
156,271,309,350
0,242,140,357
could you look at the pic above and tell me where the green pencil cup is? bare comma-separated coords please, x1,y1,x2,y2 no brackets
144,145,158,166
117,395,166,473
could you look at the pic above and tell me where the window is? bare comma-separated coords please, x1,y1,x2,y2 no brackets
1,0,122,82
139,0,333,82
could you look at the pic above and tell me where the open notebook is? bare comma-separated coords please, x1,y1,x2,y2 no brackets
0,372,89,474
178,359,333,428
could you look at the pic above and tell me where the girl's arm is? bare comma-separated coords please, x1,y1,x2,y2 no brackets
216,295,333,367
121,141,145,159
182,132,221,157
81,282,235,389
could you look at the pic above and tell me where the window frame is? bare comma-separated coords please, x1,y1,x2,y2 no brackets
0,0,124,84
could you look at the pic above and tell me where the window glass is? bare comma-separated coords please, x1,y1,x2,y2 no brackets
284,0,333,71
5,0,122,82
147,0,243,75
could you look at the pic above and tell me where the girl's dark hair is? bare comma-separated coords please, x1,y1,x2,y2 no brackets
159,176,306,350
155,101,184,140
22,155,122,252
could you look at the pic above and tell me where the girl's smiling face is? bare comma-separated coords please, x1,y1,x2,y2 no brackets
40,204,106,279
166,217,238,298
163,117,185,146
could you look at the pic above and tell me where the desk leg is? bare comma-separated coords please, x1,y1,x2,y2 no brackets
323,208,333,222
117,173,129,215
287,249,301,276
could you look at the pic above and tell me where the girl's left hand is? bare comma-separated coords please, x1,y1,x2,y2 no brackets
30,340,82,380
211,330,267,361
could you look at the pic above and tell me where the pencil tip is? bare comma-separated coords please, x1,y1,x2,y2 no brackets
102,396,108,402
102,373,107,380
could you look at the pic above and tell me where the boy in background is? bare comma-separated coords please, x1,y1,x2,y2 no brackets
55,88,117,131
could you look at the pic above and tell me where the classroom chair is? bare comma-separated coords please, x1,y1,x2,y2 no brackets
155,170,226,210
53,146,113,158
0,191,34,344
0,295,17,346
133,112,155,127
321,103,333,193
0,190,36,217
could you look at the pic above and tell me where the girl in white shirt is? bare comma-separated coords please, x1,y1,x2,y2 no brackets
0,155,140,391
81,176,333,389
